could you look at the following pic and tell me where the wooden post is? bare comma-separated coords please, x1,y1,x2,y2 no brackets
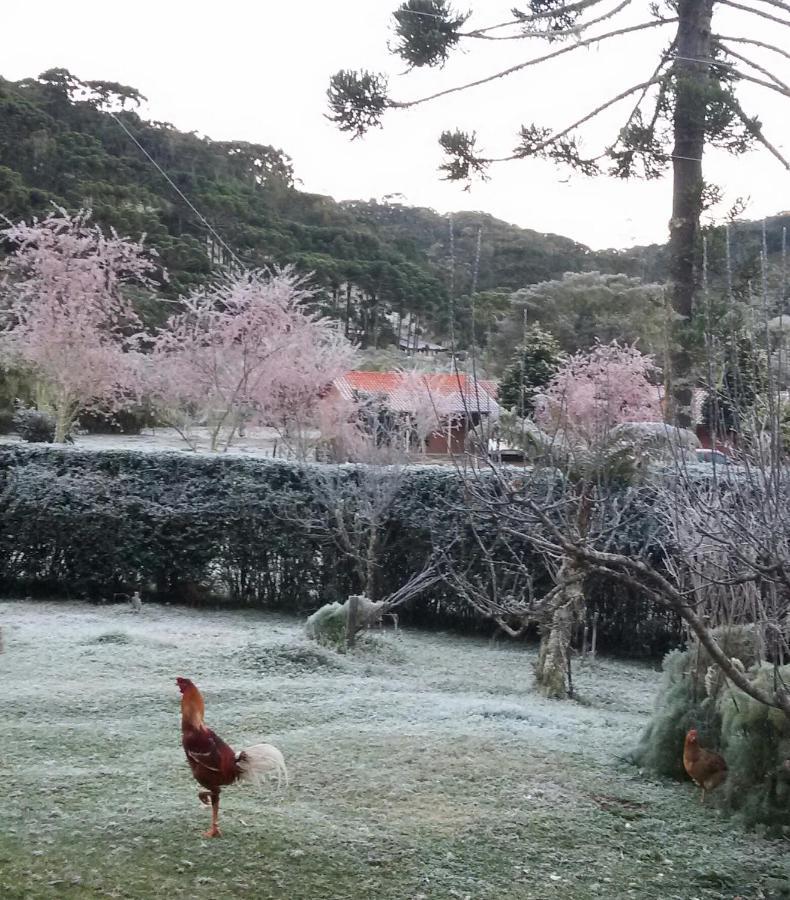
581,621,589,659
591,611,599,659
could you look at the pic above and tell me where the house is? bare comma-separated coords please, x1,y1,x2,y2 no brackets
397,337,449,354
330,371,501,455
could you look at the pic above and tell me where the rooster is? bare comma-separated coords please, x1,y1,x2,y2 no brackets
683,728,727,804
176,677,287,837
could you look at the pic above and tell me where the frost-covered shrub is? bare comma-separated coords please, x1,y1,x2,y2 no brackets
305,595,386,651
0,445,690,654
305,602,348,650
632,626,790,830
12,407,56,443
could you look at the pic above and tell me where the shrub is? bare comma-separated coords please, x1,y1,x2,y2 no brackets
79,408,149,435
11,408,56,443
0,408,14,435
631,626,790,830
0,445,681,654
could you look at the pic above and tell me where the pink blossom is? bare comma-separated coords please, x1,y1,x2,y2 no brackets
535,342,663,444
148,269,355,452
0,210,157,441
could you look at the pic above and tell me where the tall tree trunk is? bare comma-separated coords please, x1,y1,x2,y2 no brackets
667,0,714,427
344,283,352,338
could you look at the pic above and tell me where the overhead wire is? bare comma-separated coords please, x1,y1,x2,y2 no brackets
107,109,243,270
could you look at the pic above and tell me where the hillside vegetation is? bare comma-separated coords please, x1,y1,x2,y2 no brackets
0,69,647,347
1,69,788,356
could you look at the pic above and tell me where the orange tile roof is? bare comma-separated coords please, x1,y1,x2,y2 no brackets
334,371,500,416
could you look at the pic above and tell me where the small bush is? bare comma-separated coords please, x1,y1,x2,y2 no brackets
12,408,56,443
79,408,149,435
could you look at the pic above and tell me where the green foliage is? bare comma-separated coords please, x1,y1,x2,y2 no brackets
326,70,389,137
702,331,768,435
305,602,349,650
493,272,668,364
392,1,469,69
5,67,737,354
632,627,790,830
498,326,563,416
719,666,790,830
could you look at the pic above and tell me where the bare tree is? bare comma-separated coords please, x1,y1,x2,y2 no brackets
290,462,443,648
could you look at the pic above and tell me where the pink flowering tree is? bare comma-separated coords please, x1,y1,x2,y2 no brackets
0,210,156,442
148,269,355,454
458,343,667,700
535,342,663,447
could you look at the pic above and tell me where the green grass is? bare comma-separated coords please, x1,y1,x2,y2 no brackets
1,600,789,899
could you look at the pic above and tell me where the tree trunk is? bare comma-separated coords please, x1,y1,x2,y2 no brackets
54,403,73,444
667,0,714,427
534,563,585,699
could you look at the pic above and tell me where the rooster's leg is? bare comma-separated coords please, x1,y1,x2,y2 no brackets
198,790,211,806
203,789,221,838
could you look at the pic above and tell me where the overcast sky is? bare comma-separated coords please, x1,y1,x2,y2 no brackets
4,1,790,250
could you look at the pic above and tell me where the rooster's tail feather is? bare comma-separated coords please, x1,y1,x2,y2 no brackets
236,742,288,790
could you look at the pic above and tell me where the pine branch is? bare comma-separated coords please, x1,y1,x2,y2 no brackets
750,0,790,14
720,91,790,170
719,0,790,28
392,18,677,110
583,51,674,165
501,77,666,164
718,43,790,93
727,65,790,100
463,0,631,41
460,0,611,37
714,34,790,65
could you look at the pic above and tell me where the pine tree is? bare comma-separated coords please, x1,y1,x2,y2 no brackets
328,0,790,426
498,326,563,416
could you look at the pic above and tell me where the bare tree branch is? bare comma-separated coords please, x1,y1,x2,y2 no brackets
716,87,790,170
464,0,632,41
460,0,613,37
719,0,790,28
391,19,676,110
718,42,790,94
749,0,790,15
726,65,790,100
715,33,790,64
491,77,667,165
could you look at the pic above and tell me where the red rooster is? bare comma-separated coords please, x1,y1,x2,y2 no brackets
176,677,287,837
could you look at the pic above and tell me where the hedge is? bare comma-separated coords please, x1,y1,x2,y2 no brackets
0,445,683,656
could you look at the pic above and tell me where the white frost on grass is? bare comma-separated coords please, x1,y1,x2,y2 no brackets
0,425,303,458
2,600,788,900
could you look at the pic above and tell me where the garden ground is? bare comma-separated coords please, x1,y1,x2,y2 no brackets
1,601,788,900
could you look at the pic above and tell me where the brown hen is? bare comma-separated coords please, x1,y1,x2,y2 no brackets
683,728,727,804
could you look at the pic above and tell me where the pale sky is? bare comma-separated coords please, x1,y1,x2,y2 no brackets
4,1,789,250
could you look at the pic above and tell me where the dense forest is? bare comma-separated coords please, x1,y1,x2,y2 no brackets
0,69,787,354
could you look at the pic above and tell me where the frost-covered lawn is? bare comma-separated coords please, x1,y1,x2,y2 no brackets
1,601,788,900
0,426,291,458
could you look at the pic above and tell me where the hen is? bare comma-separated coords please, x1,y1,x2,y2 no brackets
683,728,727,804
177,677,287,837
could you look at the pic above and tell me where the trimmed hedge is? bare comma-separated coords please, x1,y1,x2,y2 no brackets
0,445,683,656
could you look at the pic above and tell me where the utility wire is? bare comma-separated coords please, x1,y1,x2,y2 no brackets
107,110,243,269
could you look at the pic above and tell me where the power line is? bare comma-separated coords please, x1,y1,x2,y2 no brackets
107,110,243,269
